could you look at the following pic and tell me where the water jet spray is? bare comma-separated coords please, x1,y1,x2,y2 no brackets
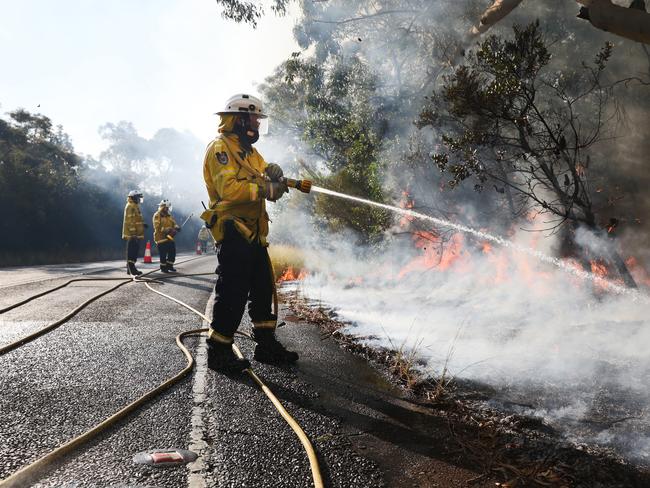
303,185,643,298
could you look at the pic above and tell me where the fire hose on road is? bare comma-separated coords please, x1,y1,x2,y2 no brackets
0,252,323,488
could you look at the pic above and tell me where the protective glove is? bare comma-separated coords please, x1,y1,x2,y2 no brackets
175,226,181,233
143,223,149,229
168,228,178,237
265,163,284,182
261,179,288,202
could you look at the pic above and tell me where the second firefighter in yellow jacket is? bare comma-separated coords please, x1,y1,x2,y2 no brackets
201,93,297,372
197,226,211,253
153,200,180,273
122,189,147,276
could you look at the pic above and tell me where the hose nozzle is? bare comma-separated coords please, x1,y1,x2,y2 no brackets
282,177,312,193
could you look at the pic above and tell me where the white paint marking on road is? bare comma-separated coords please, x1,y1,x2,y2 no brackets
186,291,215,488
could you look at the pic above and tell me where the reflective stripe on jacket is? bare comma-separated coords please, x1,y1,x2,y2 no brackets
202,133,270,245
122,199,144,239
153,210,178,244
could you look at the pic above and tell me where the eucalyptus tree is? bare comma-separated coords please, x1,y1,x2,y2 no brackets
418,22,640,286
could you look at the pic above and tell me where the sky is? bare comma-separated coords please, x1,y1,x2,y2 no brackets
0,0,300,155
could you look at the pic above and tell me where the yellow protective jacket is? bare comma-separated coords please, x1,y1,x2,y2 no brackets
198,227,211,241
201,132,270,245
122,199,145,239
153,209,178,244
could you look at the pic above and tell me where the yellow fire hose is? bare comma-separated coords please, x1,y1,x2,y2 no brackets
0,257,324,488
142,280,324,488
0,257,208,355
0,278,133,355
0,326,203,488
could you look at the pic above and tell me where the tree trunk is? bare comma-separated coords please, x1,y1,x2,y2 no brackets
583,220,639,289
470,0,650,45
580,0,650,45
495,160,517,217
471,0,524,35
606,242,638,289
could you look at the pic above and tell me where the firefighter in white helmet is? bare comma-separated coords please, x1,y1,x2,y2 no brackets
122,189,147,276
198,226,211,253
200,93,297,372
153,199,180,273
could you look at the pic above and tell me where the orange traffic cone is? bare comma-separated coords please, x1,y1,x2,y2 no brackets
196,241,202,255
144,241,152,263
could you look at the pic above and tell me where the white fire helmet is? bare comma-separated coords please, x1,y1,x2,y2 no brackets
216,93,269,135
128,189,143,203
159,199,172,212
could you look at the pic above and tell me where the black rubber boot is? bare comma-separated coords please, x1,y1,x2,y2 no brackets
160,264,170,273
253,329,299,364
207,341,250,372
127,262,143,276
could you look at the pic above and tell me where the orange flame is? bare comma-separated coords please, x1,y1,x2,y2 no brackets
590,260,608,278
277,267,308,283
397,232,469,278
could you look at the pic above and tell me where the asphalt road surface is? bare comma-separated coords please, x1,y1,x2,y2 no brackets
0,255,492,487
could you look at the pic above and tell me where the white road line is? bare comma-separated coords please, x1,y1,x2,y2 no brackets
186,291,214,488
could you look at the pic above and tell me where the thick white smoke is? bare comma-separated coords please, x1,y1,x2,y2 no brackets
287,210,650,464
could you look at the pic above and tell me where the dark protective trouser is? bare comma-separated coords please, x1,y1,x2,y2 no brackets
158,240,176,266
210,222,275,343
126,238,140,264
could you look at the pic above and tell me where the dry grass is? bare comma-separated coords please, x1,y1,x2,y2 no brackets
384,330,457,401
386,336,424,390
268,244,306,282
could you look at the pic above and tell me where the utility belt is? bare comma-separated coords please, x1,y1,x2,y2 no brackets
200,204,219,230
201,202,267,245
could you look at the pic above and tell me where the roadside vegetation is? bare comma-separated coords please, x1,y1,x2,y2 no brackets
0,110,201,266
257,1,649,284
268,244,306,281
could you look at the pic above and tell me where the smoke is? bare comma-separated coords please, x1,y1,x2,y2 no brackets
91,121,206,213
290,214,649,464
81,121,209,249
258,0,650,466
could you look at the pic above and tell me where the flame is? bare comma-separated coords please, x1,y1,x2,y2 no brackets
391,192,648,293
399,190,416,226
590,260,608,278
589,259,617,292
277,267,308,283
398,231,469,278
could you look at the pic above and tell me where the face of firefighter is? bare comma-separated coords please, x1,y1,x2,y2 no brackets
251,114,268,136
234,115,258,145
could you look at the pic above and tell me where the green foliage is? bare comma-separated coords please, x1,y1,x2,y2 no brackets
418,22,617,228
0,109,202,265
0,109,124,264
214,0,290,27
261,54,393,241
